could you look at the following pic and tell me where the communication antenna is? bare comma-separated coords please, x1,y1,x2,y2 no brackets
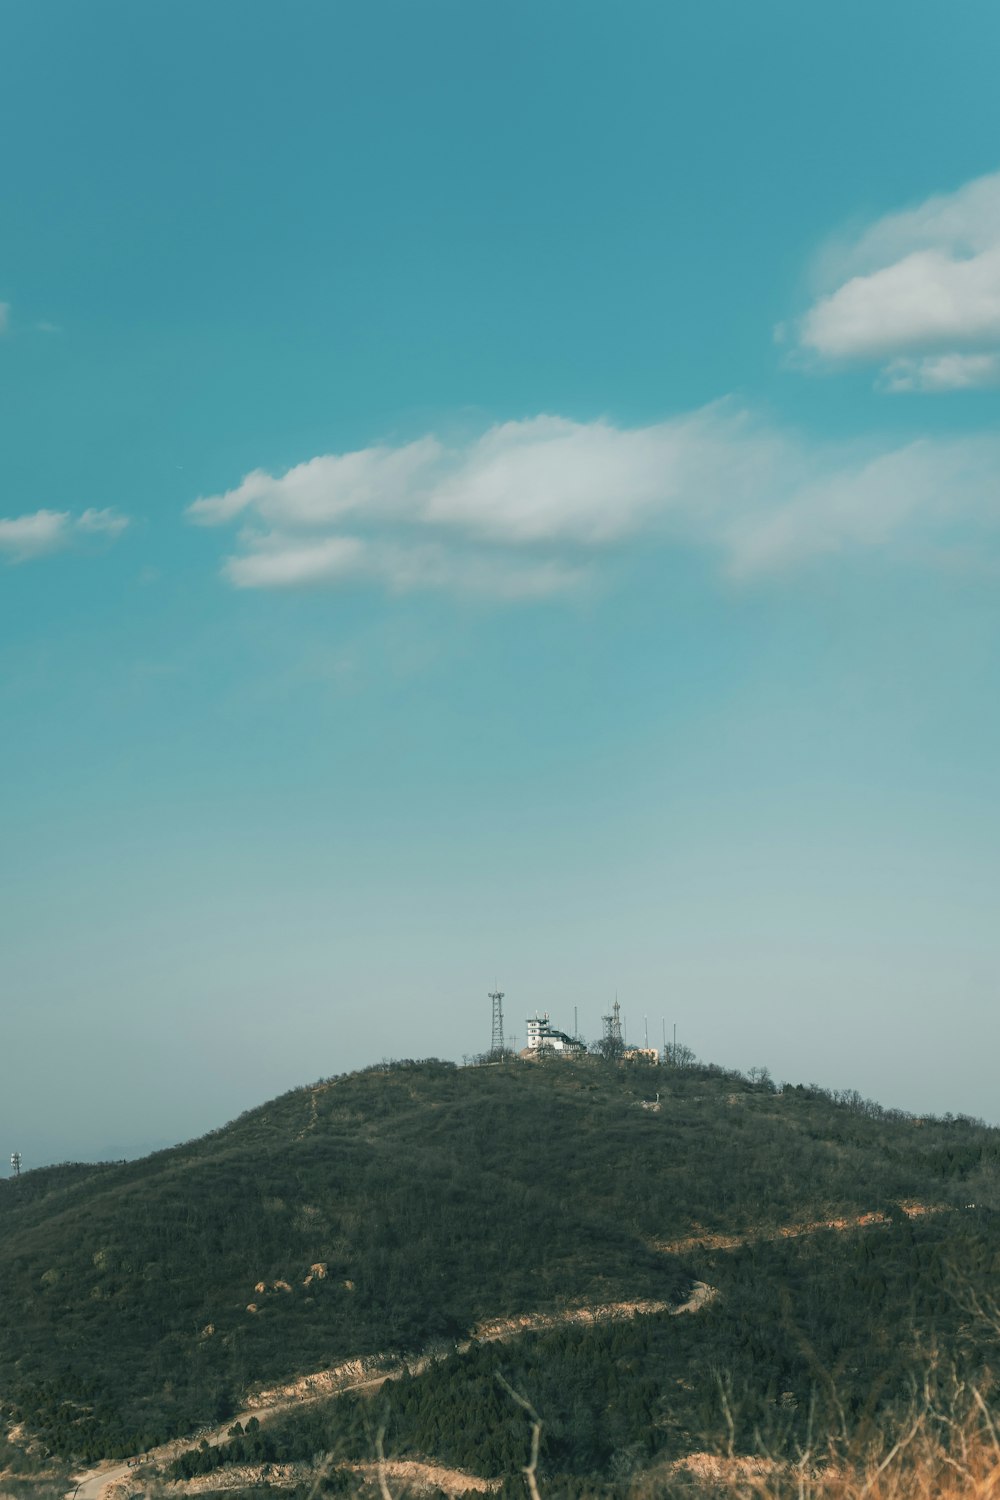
644,1014,649,1049
10,1152,21,1179
574,1005,578,1040
488,986,505,1060
601,998,623,1057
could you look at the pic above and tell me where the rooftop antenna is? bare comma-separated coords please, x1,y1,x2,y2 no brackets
489,986,505,1061
10,1152,21,1179
644,1014,649,1049
574,1005,578,1040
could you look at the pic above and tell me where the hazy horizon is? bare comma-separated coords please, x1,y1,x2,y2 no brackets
6,1015,995,1175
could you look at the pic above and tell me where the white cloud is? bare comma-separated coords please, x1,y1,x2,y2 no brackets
0,507,129,563
880,352,1000,393
225,530,586,598
190,413,780,554
77,507,130,538
0,302,9,335
721,437,1000,575
794,172,1000,390
423,416,672,542
187,410,1000,592
824,173,1000,278
802,247,1000,362
224,535,367,588
0,509,72,561
188,438,443,528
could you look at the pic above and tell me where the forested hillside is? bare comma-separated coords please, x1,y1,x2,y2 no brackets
1,1054,999,1482
172,1199,1000,1496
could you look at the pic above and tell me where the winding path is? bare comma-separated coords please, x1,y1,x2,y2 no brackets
63,1203,946,1499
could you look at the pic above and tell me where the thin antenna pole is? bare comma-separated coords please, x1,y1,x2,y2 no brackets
574,1005,578,1040
673,1023,677,1065
644,1014,648,1049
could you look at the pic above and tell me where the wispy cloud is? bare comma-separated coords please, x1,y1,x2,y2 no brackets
188,409,1000,592
223,533,586,599
722,435,1000,574
0,507,129,564
880,352,1000,393
76,507,130,538
793,171,1000,391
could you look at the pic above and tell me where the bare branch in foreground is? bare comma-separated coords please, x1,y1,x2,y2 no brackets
496,1372,543,1500
374,1423,397,1500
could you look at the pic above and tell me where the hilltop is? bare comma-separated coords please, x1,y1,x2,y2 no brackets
2,1054,1000,1493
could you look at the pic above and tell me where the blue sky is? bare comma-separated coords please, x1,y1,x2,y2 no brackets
4,1,1000,1165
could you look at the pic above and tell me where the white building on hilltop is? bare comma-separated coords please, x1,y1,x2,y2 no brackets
525,1012,585,1053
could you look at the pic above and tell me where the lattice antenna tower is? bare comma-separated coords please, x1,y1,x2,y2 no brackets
601,998,623,1054
489,987,505,1059
10,1152,21,1180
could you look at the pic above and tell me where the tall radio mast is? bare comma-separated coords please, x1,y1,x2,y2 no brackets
489,987,505,1060
601,999,623,1058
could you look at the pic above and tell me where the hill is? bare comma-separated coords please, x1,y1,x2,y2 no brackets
2,1054,1000,1493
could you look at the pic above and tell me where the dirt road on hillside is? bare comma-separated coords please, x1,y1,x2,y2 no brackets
64,1205,947,1499
652,1201,948,1256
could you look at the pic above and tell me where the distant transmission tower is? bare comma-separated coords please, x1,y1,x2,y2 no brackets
601,999,623,1058
10,1152,21,1179
489,987,505,1060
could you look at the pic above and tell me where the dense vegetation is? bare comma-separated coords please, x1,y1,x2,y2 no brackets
170,1203,1000,1493
2,1053,999,1479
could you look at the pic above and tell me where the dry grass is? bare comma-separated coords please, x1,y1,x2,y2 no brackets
649,1372,1000,1500
731,1419,1000,1500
